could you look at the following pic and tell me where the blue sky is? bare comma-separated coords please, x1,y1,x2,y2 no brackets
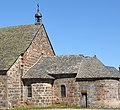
0,0,120,68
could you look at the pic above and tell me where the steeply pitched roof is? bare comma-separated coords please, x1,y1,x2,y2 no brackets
76,57,120,79
0,24,41,70
23,55,84,78
24,55,120,79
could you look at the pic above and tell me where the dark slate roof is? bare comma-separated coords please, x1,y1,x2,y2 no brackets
23,55,84,78
24,71,55,79
0,24,41,70
76,57,120,79
24,55,120,79
106,66,120,77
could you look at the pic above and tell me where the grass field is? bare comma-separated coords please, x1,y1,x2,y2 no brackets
10,106,81,110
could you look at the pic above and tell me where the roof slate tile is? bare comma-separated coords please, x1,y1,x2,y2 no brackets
0,24,41,70
23,55,120,79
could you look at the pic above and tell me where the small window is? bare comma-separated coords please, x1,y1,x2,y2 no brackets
28,85,32,97
61,85,66,97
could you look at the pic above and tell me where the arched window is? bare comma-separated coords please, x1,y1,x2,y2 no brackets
61,85,66,97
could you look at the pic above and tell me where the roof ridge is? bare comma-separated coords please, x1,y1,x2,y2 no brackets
0,24,37,29
43,54,85,58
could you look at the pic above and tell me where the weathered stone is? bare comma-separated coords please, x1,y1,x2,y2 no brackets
0,22,120,109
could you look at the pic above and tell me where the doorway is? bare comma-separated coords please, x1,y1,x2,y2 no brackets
81,93,87,108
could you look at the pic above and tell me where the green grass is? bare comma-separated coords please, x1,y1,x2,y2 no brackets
11,105,81,110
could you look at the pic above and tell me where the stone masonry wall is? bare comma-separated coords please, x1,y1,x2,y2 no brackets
95,79,120,108
0,75,7,108
31,83,53,107
118,81,120,102
6,24,55,108
53,78,80,106
78,81,96,108
53,78,120,108
22,25,55,74
78,79,120,108
7,56,22,108
23,79,53,106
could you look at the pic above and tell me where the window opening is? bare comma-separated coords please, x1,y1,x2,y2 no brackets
61,85,66,97
28,85,32,97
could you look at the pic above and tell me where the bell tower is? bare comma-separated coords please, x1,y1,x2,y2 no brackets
35,3,42,25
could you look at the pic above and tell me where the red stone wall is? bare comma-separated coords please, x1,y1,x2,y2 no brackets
22,25,55,74
53,78,80,106
53,78,120,108
6,24,55,108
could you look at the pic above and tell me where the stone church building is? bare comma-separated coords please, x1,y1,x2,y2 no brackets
0,4,120,109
